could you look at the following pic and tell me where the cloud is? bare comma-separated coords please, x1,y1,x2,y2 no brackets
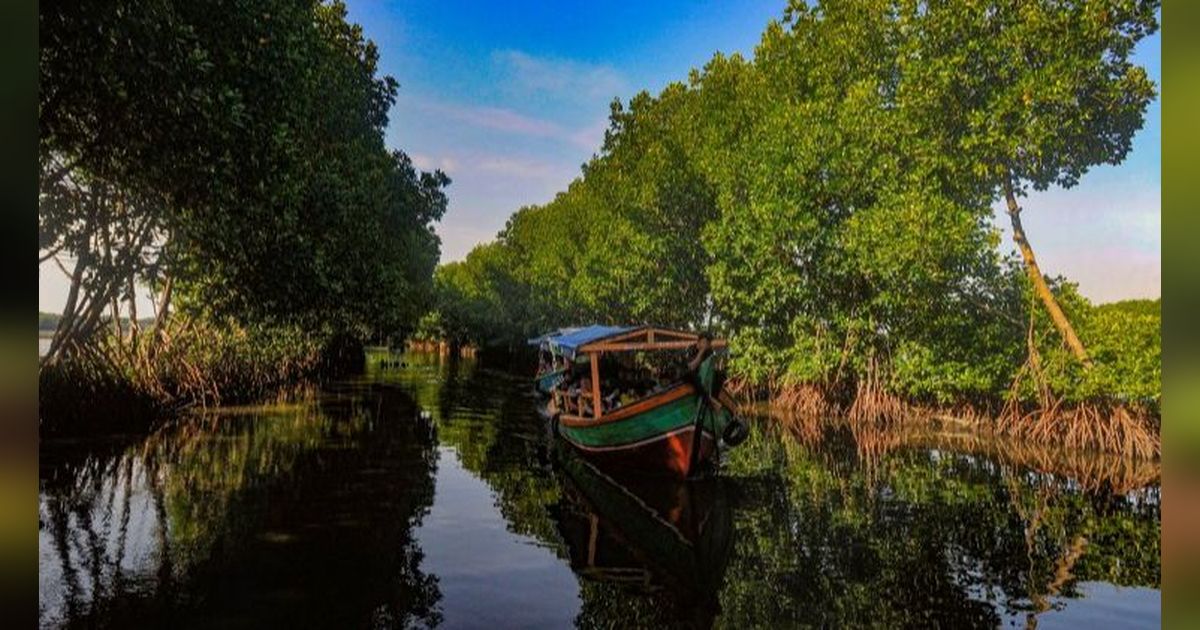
429,152,582,264
410,97,565,139
475,156,558,180
406,96,605,150
410,153,459,174
1047,245,1160,304
412,149,572,183
493,50,626,102
436,223,504,263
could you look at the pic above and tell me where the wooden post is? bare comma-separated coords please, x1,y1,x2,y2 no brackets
591,352,602,420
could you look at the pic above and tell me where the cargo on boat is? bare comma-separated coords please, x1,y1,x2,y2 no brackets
530,325,748,479
530,327,578,396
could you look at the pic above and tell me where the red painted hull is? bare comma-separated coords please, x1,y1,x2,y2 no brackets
561,424,719,480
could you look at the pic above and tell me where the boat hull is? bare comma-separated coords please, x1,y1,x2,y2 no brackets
556,384,733,479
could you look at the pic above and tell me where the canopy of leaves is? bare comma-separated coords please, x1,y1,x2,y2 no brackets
40,0,448,342
431,0,1158,407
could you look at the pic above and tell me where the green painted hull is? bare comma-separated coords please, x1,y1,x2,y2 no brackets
557,389,733,450
556,385,735,478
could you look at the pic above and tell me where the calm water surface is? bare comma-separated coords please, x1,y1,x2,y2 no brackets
39,353,1160,628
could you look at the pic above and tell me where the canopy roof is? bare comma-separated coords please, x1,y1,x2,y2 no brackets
526,327,581,348
547,325,634,358
531,325,725,359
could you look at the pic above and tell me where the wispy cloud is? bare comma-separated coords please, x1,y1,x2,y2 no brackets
406,96,605,150
475,155,559,180
428,151,583,263
410,153,459,174
412,150,574,183
493,50,627,102
410,97,566,139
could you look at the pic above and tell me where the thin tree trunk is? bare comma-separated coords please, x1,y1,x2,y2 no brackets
127,277,139,347
1003,174,1091,368
149,274,172,359
110,299,121,338
44,250,89,365
122,192,140,348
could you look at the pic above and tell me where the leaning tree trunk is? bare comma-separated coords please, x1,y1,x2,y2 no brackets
1003,175,1092,368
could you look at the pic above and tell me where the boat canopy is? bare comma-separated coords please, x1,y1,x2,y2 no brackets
546,325,635,359
526,327,581,348
531,325,726,359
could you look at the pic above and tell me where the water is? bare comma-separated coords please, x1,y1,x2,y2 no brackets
39,353,1161,628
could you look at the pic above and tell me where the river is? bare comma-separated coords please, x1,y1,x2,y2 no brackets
38,352,1160,628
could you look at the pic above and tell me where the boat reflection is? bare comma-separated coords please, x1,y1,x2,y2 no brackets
553,450,733,629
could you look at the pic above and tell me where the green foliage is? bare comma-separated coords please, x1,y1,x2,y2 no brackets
41,0,447,348
432,84,720,348
1063,298,1161,405
895,0,1160,194
38,319,350,433
429,0,1159,412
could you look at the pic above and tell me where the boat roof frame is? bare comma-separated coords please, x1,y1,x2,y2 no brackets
576,326,727,355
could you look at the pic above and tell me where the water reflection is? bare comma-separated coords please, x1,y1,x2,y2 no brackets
717,425,1160,628
39,353,1160,629
39,385,441,628
554,457,733,629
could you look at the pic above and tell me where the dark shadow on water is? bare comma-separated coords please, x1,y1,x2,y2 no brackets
39,383,441,629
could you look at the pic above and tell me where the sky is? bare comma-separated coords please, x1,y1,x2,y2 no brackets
38,1,1161,312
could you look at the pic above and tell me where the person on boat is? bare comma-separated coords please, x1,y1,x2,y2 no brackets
687,334,714,374
602,389,619,412
558,369,577,414
578,375,593,416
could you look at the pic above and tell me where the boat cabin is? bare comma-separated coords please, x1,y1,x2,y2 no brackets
534,325,727,422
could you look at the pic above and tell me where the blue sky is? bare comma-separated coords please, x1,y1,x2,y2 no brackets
344,0,787,257
37,1,1161,311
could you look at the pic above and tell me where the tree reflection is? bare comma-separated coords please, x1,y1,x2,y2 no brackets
373,354,1159,629
38,385,441,628
717,421,1159,628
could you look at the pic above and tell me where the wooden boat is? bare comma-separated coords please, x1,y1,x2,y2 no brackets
553,449,733,627
534,325,748,479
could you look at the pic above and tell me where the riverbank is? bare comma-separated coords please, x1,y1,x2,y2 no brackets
38,323,365,437
748,399,1160,490
732,380,1160,461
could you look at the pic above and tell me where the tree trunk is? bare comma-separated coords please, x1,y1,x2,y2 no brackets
149,273,173,358
44,250,89,365
1003,175,1091,368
